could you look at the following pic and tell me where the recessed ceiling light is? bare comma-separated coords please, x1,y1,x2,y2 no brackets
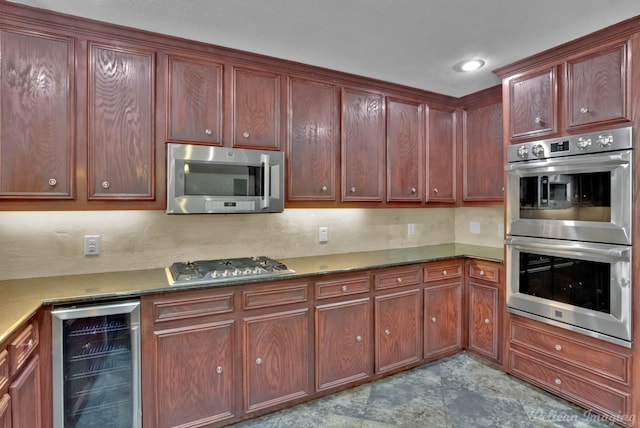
453,59,486,72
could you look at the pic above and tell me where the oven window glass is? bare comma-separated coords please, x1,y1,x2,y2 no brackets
183,162,263,196
519,252,610,313
519,171,610,221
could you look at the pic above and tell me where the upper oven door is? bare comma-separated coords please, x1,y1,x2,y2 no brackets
506,149,632,245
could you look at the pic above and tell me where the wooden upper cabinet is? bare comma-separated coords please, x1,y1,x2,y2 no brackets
426,106,456,203
463,101,504,202
287,78,338,201
233,67,280,150
88,42,155,200
386,97,423,202
167,56,223,144
566,41,629,129
508,67,557,140
341,88,385,201
0,29,74,199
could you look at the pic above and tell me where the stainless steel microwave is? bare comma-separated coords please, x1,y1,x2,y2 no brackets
166,143,284,214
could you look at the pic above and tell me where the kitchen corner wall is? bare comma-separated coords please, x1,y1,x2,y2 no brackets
0,207,503,280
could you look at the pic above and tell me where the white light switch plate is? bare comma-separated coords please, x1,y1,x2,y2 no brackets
318,226,329,243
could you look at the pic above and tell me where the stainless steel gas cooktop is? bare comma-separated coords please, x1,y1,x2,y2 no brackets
166,256,295,286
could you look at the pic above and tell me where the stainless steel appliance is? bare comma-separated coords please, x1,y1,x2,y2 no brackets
166,143,285,214
166,256,295,286
52,301,141,428
505,126,633,347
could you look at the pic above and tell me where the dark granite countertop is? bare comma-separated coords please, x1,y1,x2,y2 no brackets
0,244,503,344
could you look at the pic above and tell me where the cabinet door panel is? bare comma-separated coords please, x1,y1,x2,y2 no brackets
233,67,280,149
154,321,235,428
168,56,223,144
509,68,556,140
288,78,338,200
567,43,628,129
315,298,371,390
468,281,499,360
341,89,385,201
375,289,421,373
426,107,455,202
463,102,503,201
9,355,41,428
0,29,73,198
0,394,10,428
243,309,309,412
88,43,155,200
386,98,423,202
424,282,462,358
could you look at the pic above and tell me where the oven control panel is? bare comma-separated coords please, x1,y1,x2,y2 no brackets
507,126,632,162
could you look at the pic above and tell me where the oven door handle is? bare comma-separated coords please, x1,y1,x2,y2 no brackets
260,154,270,210
505,236,631,261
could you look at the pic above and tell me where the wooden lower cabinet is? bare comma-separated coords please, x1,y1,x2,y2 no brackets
9,355,41,428
0,394,9,428
315,298,371,390
466,260,502,364
423,281,462,359
243,309,310,413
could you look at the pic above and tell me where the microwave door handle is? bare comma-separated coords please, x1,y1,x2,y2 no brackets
260,154,270,210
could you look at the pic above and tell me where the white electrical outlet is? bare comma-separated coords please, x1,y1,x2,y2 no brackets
469,221,481,234
84,235,101,256
407,223,415,236
318,226,329,243
498,224,504,236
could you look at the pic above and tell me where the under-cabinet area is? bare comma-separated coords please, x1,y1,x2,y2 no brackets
139,257,503,428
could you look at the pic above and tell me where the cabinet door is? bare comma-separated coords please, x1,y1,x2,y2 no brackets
0,29,73,199
88,42,155,200
424,282,462,358
243,309,309,413
153,321,235,428
375,289,422,373
233,67,280,150
426,107,456,202
567,42,628,129
0,394,10,428
509,67,557,140
386,97,423,202
341,88,385,201
287,78,338,201
462,101,504,201
468,281,499,361
9,355,41,428
315,298,371,391
168,56,223,144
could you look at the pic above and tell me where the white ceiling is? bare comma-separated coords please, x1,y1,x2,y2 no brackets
8,0,640,97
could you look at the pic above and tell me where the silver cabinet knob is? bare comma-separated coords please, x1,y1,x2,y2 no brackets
356,335,362,342
256,357,263,365
341,285,348,292
431,317,437,323
396,277,403,283
321,185,328,192
216,366,223,374
410,187,416,193
580,107,589,114
101,181,111,189
555,344,562,351
555,378,562,385
350,186,356,193
479,270,485,276
242,131,250,138
48,178,57,187
205,128,213,136
534,116,543,124
433,188,439,193
384,329,391,335
27,339,34,349
442,270,448,276
484,318,490,324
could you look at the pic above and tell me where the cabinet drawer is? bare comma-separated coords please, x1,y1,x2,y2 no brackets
152,292,234,323
423,260,462,282
8,322,38,376
375,266,420,290
510,319,630,384
0,350,7,393
242,281,309,310
467,261,499,283
316,274,370,300
509,350,629,419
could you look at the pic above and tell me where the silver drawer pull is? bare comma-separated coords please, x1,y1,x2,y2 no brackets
216,366,223,374
242,131,250,138
431,317,437,323
255,357,262,365
554,378,562,385
555,344,562,351
484,319,490,324
350,186,356,193
205,128,213,135
27,339,34,349
410,187,416,193
384,329,391,335
434,188,439,193
341,285,348,292
442,270,448,276
48,178,57,187
580,107,589,114
321,185,328,192
535,116,543,124
479,270,485,276
396,277,403,283
101,181,111,189
356,335,362,342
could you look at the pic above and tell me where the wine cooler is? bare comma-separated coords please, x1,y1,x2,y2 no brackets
52,300,141,428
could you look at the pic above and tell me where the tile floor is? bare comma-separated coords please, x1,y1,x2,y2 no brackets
229,352,622,428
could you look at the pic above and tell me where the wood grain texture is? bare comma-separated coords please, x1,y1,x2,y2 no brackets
426,107,456,202
424,281,462,358
0,394,10,428
9,355,41,428
509,67,557,140
468,281,499,360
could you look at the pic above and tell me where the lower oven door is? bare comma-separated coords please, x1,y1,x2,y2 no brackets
506,236,632,346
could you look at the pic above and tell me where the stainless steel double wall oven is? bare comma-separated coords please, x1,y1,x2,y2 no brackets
505,126,633,347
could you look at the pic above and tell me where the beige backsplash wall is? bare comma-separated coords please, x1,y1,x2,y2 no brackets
0,207,503,280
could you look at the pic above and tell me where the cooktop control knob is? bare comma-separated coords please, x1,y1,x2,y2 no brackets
576,137,592,150
516,145,528,158
597,134,613,147
531,144,544,157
